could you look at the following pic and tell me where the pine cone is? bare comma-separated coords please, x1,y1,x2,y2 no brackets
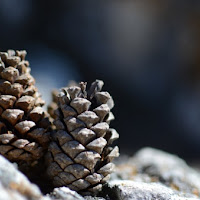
46,80,119,194
0,50,51,166
48,81,78,119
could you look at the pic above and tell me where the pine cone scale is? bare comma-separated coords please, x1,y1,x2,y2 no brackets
0,95,16,109
2,109,24,125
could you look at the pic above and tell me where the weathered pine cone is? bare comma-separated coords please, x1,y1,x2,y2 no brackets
48,81,79,120
46,80,119,194
0,50,51,166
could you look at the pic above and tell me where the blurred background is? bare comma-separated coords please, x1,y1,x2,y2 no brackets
1,0,200,160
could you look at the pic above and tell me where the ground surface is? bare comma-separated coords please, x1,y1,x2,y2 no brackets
1,147,200,200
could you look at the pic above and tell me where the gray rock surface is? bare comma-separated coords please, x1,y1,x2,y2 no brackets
84,195,108,200
0,182,27,200
133,148,200,195
111,147,200,199
84,197,107,200
49,187,108,200
1,147,200,200
106,180,199,200
0,155,48,200
49,187,84,200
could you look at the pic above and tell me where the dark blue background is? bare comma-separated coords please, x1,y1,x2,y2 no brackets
1,0,200,160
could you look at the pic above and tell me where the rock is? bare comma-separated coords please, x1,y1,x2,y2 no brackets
49,187,84,200
111,147,200,199
84,196,107,200
49,187,109,200
0,155,48,200
106,180,199,200
2,147,200,200
133,148,200,196
0,182,27,200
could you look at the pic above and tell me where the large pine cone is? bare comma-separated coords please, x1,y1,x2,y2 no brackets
0,50,51,166
46,80,119,194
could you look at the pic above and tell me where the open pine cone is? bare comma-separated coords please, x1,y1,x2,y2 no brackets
46,80,119,194
0,50,51,166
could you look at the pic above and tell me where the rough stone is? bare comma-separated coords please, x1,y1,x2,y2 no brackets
2,145,200,200
133,148,200,196
106,180,199,200
110,147,200,199
0,183,27,200
49,187,84,200
84,196,107,200
0,155,48,200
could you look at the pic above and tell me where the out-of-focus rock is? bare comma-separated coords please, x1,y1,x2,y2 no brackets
0,155,48,200
106,180,199,200
0,183,26,200
49,187,84,200
133,148,200,195
111,147,200,198
49,187,109,200
2,147,200,200
84,196,107,200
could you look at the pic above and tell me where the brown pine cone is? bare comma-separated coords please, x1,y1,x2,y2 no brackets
0,50,51,167
48,81,78,120
46,80,119,194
